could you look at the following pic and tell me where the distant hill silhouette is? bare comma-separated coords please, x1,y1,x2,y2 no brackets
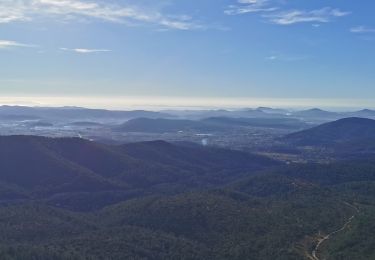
283,117,375,146
291,108,341,120
349,109,375,118
115,117,308,133
0,105,172,120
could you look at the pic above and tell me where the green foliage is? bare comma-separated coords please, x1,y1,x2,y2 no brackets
0,136,374,259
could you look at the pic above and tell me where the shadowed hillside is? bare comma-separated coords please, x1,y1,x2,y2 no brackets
0,135,374,259
0,136,279,210
283,117,375,146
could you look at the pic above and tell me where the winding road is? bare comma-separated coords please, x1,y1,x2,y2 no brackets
311,203,359,260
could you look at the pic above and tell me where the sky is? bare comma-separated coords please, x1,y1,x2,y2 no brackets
0,0,374,109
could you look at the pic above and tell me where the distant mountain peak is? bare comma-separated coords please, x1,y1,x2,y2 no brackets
307,108,325,112
256,107,272,110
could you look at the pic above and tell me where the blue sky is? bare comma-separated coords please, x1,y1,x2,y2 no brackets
0,0,374,108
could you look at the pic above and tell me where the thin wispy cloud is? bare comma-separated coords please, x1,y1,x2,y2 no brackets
265,7,350,25
60,48,111,54
266,55,278,61
0,40,35,48
225,1,349,26
350,26,375,33
266,53,309,62
0,0,202,30
225,0,277,15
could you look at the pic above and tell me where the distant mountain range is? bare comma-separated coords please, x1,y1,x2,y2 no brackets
0,105,172,121
161,108,289,119
201,117,308,129
0,105,375,126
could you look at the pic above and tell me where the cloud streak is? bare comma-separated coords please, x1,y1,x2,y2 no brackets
350,26,375,33
225,1,349,26
60,47,111,54
0,0,202,30
266,7,350,25
0,40,35,48
225,0,277,15
266,53,309,62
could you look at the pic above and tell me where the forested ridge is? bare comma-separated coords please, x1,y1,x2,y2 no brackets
0,135,374,259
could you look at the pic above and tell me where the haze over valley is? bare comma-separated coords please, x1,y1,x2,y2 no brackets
0,106,375,259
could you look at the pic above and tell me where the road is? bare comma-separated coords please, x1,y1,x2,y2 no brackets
311,203,359,260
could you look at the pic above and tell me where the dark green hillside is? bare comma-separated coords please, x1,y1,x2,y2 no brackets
0,136,118,195
319,206,375,260
120,140,280,178
274,159,375,186
0,203,210,260
312,181,375,260
0,203,95,244
40,226,210,260
230,173,316,198
0,135,374,259
99,187,354,260
0,136,278,210
36,137,148,180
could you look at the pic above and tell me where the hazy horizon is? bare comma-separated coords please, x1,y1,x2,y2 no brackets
0,96,374,111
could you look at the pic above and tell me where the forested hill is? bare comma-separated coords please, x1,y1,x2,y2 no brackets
283,117,375,146
0,135,279,210
0,135,374,259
